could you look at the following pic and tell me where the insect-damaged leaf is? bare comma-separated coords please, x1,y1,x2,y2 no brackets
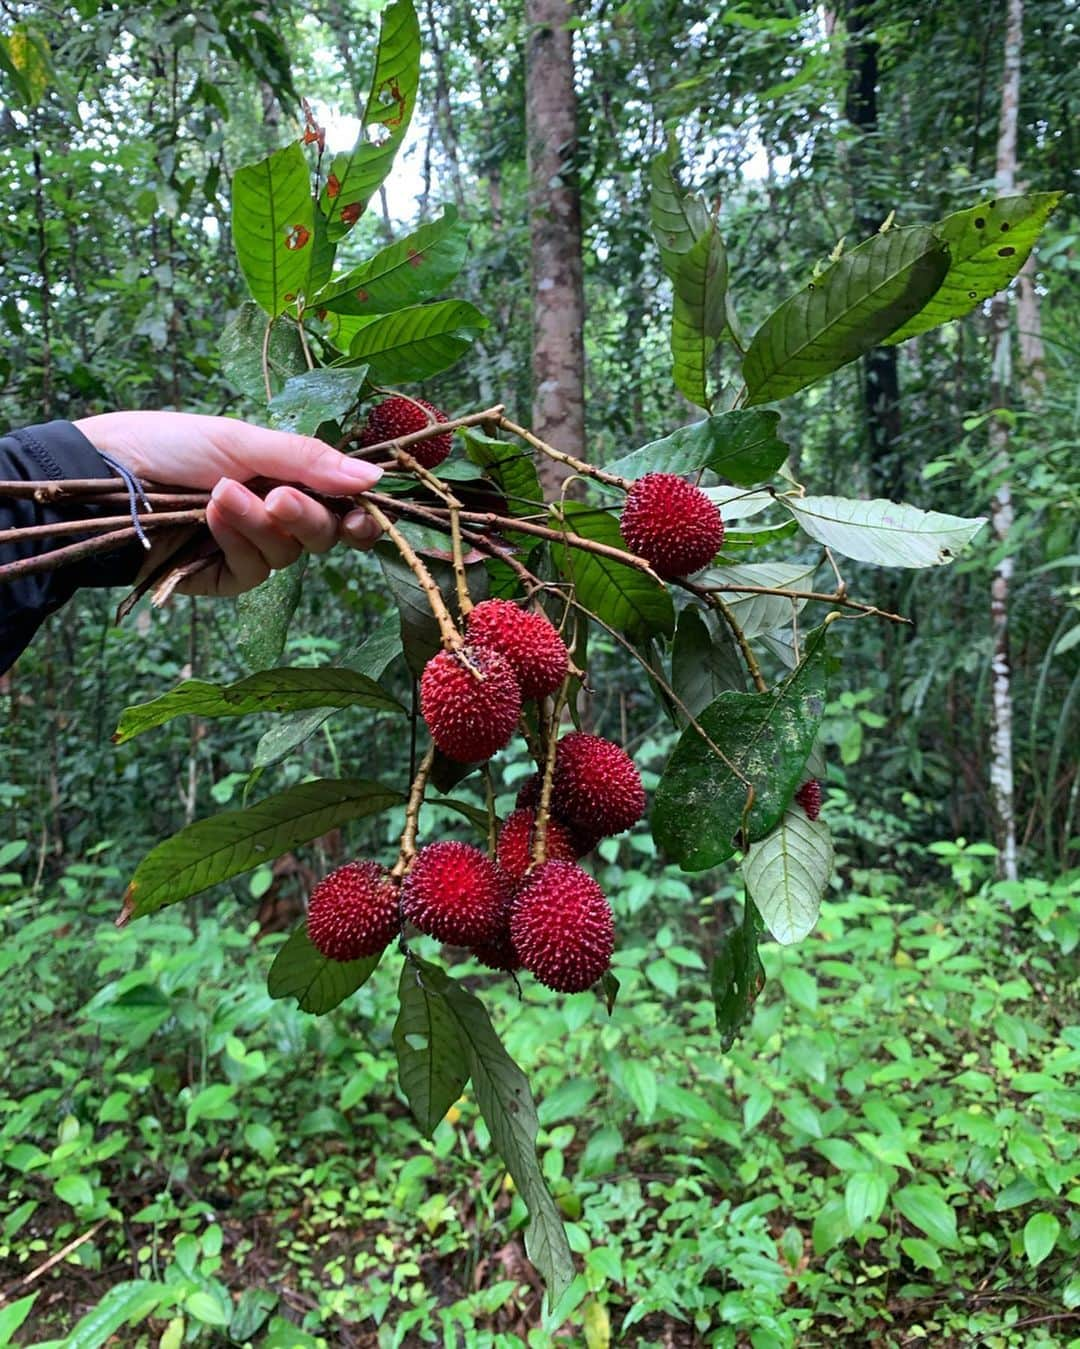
232,143,315,318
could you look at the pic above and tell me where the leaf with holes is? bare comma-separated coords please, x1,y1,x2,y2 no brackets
114,666,403,744
267,366,369,436
414,960,574,1302
393,962,470,1136
120,779,405,922
314,207,468,315
743,807,833,945
653,625,830,870
347,300,488,382
232,143,315,317
784,496,985,567
551,504,674,640
606,411,788,488
320,0,420,239
885,193,1063,344
743,226,949,405
268,924,383,1015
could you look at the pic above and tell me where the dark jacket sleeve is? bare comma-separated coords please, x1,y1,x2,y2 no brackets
1,421,144,674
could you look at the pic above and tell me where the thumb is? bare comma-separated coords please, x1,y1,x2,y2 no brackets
232,425,384,494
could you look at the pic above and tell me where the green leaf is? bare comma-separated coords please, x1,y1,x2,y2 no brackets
121,779,404,921
267,923,383,1015
742,226,950,405
1023,1212,1060,1267
811,1198,851,1256
314,207,469,315
252,612,404,770
784,495,985,567
653,625,830,870
0,24,51,108
347,300,488,382
377,540,486,675
900,1236,942,1271
606,410,788,488
551,504,674,640
54,1174,94,1209
114,666,403,743
461,430,543,521
267,367,369,436
61,1282,171,1349
232,143,316,318
845,1171,889,1230
649,142,710,281
894,1183,959,1249
711,902,765,1050
671,606,745,719
744,807,833,945
414,961,574,1302
219,302,307,404
670,221,726,410
235,558,308,671
0,1293,38,1343
392,962,470,1136
229,1288,278,1342
706,560,819,637
319,0,421,239
885,193,1063,343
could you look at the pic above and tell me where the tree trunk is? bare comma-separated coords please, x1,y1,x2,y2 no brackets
844,0,903,500
988,0,1023,883
524,0,586,492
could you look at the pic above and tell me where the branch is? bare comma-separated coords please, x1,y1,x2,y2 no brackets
0,526,141,584
0,508,204,547
392,745,436,878
358,496,462,651
499,416,630,491
339,404,505,458
713,596,768,693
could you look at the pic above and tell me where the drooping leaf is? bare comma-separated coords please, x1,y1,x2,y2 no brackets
894,1184,959,1250
219,302,307,403
392,962,470,1136
415,960,574,1302
885,193,1063,344
652,625,830,870
267,923,383,1015
61,1281,173,1349
605,411,788,487
314,207,469,315
649,142,710,282
550,504,674,640
347,300,488,382
235,557,308,671
120,779,404,922
742,226,950,405
267,367,369,436
319,0,421,239
114,666,404,744
252,612,404,770
232,143,316,318
783,495,985,567
711,902,765,1050
705,560,819,637
743,807,833,945
671,607,746,720
670,221,726,410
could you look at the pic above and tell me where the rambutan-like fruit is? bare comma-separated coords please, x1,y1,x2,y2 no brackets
619,472,724,578
420,646,522,763
357,395,454,468
794,779,822,821
549,732,645,839
496,808,580,882
470,893,522,972
401,841,508,946
306,860,399,962
466,599,569,701
510,860,615,993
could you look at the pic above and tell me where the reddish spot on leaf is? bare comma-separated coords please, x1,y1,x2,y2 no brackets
317,308,328,320
378,78,407,130
340,201,363,227
284,292,296,302
407,248,424,268
326,172,341,199
301,97,326,152
355,288,370,303
284,224,311,251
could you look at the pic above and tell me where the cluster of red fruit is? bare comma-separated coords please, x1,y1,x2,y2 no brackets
302,396,731,996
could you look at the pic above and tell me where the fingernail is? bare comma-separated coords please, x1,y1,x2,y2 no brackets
336,459,384,488
268,494,301,523
343,510,376,538
212,479,247,515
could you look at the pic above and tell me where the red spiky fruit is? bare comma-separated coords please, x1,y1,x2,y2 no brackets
306,860,399,962
471,883,522,972
510,861,615,993
496,808,581,882
794,779,822,821
619,473,724,578
358,395,454,468
402,842,509,946
420,646,522,763
466,599,569,701
549,732,645,839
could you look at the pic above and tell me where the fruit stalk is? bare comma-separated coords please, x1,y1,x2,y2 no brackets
392,744,436,879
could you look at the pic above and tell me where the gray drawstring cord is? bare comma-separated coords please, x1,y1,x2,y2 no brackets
98,450,153,550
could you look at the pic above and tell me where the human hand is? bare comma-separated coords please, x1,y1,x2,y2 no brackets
73,411,383,597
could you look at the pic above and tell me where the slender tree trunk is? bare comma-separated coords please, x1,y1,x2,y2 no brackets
424,0,466,210
988,0,1023,882
844,0,903,500
524,0,586,491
